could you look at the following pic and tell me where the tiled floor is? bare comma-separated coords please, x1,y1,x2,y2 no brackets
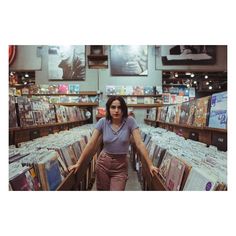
125,158,142,191
91,156,142,191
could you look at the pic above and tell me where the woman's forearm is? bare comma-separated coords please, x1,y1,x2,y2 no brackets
76,140,96,166
137,142,153,168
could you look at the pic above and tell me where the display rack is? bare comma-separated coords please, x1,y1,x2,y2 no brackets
130,143,167,191
57,135,103,191
144,119,227,151
9,119,90,147
107,94,163,108
57,153,97,191
9,91,99,146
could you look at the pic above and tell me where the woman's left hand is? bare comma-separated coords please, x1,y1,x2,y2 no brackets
149,165,159,177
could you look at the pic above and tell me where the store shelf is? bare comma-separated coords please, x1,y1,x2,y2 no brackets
22,91,98,96
144,120,227,151
144,118,157,126
127,104,162,108
9,119,90,147
130,144,167,191
107,94,162,97
57,154,96,191
55,102,98,106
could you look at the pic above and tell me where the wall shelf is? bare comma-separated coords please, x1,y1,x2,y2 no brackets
127,104,162,108
107,94,162,97
55,102,98,106
18,91,98,96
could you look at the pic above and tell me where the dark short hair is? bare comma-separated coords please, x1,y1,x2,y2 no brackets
106,96,128,120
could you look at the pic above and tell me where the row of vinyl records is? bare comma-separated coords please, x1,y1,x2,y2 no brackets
9,83,81,95
105,85,163,96
136,124,227,191
9,125,95,191
9,122,227,191
9,95,92,128
156,91,227,129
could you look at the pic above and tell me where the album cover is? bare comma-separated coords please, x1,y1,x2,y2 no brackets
193,96,210,127
159,151,173,183
166,157,185,191
208,91,227,129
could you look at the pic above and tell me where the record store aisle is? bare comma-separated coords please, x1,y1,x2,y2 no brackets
126,157,142,190
91,157,142,191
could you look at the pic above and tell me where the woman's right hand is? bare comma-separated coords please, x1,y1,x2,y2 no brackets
68,162,80,174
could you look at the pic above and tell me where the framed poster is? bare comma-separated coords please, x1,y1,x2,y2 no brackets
110,45,148,76
48,45,85,80
161,45,216,65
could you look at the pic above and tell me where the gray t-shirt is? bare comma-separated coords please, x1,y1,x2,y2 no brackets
95,116,139,154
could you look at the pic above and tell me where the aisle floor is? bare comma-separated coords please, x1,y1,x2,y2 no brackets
91,157,142,191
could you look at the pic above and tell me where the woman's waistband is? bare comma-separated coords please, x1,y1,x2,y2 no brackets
101,151,127,159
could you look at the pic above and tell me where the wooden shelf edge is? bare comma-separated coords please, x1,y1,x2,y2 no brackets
55,102,99,106
156,121,227,133
20,91,98,96
107,94,162,97
9,119,90,132
127,104,162,108
144,118,156,122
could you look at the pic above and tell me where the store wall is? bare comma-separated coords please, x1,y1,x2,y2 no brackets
96,46,162,123
10,45,227,123
10,46,42,71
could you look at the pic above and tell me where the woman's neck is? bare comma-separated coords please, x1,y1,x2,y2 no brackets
112,118,122,125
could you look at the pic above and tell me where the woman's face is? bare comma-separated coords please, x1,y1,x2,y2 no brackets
109,100,123,121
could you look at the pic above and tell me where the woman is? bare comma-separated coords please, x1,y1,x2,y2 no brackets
69,96,158,190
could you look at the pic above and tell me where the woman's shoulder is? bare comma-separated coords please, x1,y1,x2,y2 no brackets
97,117,107,124
126,116,137,125
95,117,107,128
127,115,136,121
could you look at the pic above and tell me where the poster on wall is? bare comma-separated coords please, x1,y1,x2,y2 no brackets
160,45,216,65
48,45,85,81
110,45,148,76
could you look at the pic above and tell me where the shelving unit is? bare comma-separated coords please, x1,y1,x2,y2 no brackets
57,134,103,191
144,119,227,151
25,91,98,96
107,94,162,97
127,104,162,108
130,143,167,191
144,118,157,126
57,153,97,191
54,102,98,106
107,94,163,108
9,91,99,146
9,119,90,147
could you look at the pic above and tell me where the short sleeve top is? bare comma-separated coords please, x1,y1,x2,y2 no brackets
95,116,138,154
